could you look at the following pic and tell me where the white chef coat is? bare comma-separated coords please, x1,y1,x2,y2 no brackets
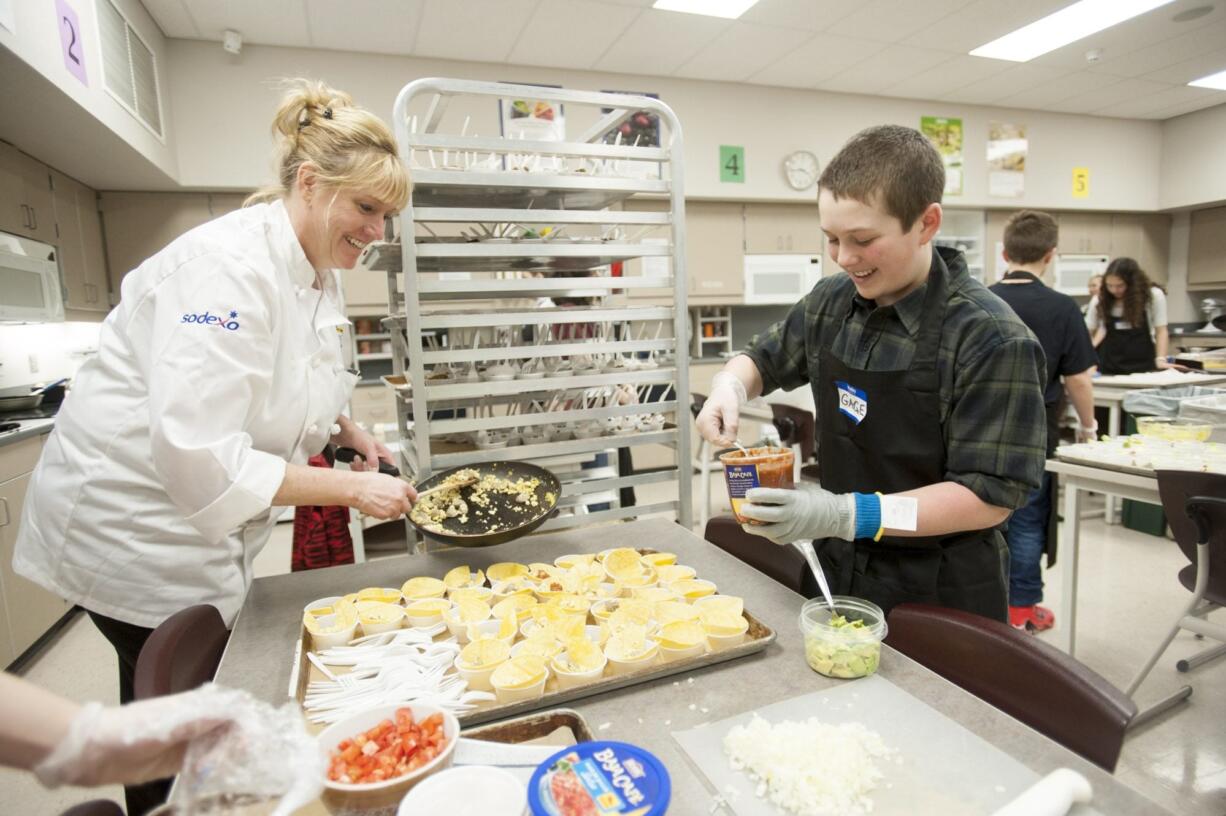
14,200,358,628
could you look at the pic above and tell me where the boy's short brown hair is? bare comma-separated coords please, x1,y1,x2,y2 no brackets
1003,210,1059,264
818,125,944,229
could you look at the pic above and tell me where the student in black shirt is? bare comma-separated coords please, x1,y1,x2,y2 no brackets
990,210,1099,632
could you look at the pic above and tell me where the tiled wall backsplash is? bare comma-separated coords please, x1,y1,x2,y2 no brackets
0,322,103,391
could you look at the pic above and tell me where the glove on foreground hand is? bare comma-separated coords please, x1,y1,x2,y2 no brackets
739,483,873,544
696,371,747,446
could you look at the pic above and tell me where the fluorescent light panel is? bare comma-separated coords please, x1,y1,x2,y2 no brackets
1189,68,1226,90
970,0,1176,62
652,0,760,20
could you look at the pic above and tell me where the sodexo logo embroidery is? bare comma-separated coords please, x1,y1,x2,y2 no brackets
181,309,241,331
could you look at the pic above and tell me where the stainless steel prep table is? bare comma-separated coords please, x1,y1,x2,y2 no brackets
215,517,1165,814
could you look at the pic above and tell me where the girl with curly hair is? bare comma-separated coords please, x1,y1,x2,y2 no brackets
1086,257,1171,375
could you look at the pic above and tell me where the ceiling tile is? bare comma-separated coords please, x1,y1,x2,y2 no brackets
412,0,539,62
1149,94,1226,119
1043,77,1171,114
816,44,953,95
507,0,640,69
674,22,815,82
830,0,971,44
183,0,311,45
1142,46,1226,84
900,0,1070,52
306,0,423,55
588,0,655,5
592,8,730,75
747,32,887,87
143,0,200,38
992,70,1124,109
936,63,1066,104
1032,8,1226,74
1093,85,1219,118
739,0,863,31
879,54,1010,98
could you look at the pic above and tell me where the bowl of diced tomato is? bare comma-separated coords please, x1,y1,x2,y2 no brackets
318,703,459,816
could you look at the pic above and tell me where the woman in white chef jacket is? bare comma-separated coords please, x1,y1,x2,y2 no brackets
14,81,415,713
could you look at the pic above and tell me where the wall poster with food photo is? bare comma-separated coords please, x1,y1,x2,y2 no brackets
920,115,964,196
601,89,662,179
499,83,565,171
987,121,1027,198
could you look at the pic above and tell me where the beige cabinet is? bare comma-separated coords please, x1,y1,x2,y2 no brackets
0,435,72,665
1188,206,1226,291
51,170,109,312
101,192,248,296
687,201,744,302
1057,212,1113,254
0,142,56,243
743,203,822,254
1115,213,1170,284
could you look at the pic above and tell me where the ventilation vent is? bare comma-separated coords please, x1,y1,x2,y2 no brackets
96,0,163,137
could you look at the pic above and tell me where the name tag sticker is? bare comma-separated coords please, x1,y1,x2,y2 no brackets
880,496,919,532
836,380,868,425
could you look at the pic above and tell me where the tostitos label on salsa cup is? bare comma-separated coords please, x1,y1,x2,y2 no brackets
528,740,669,816
718,447,795,525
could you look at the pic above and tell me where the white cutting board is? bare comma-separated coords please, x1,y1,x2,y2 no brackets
673,674,1101,816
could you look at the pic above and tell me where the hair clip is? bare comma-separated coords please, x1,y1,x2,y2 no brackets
323,107,333,120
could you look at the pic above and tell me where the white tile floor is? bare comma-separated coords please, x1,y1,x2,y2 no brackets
6,474,1225,815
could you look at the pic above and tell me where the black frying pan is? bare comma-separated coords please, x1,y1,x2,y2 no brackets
334,449,560,547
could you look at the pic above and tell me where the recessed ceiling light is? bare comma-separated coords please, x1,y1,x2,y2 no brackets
1189,68,1226,90
970,0,1176,62
652,0,760,20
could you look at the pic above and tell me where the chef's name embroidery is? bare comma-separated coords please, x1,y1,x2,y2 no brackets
182,310,240,331
836,380,867,425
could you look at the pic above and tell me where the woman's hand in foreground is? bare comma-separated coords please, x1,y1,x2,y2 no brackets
350,472,417,519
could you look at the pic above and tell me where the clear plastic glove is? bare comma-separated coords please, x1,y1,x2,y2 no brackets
35,684,322,816
738,484,856,544
1075,421,1098,443
696,371,747,446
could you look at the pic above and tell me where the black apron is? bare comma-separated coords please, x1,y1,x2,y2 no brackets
810,258,1009,621
1097,308,1155,376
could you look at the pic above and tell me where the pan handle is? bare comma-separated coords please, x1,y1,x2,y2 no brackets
333,446,401,477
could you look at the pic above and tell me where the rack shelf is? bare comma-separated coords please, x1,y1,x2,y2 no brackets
381,78,693,549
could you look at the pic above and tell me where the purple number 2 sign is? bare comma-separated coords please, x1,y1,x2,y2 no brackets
57,0,88,86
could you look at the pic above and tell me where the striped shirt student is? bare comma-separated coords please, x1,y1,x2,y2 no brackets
695,125,1047,621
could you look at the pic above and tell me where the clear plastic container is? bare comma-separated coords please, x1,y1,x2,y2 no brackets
1135,416,1213,442
799,596,886,679
718,446,795,524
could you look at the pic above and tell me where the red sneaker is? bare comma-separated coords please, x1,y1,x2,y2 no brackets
1009,605,1056,632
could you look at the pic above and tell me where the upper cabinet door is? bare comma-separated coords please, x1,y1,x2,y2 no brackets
687,202,744,301
0,143,56,243
744,203,822,255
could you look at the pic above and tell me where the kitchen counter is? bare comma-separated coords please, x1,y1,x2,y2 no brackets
0,418,54,449
217,518,1164,814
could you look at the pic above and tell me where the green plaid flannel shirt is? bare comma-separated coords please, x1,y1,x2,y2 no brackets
743,247,1047,511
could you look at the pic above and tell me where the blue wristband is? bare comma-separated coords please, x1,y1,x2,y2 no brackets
853,492,882,541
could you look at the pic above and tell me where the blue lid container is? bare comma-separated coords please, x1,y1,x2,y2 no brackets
527,740,670,816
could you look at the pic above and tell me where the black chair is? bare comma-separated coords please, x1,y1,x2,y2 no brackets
1125,471,1226,727
134,604,230,699
887,603,1136,772
59,801,124,816
703,515,806,595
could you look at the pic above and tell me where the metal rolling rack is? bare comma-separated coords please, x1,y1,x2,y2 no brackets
371,78,692,548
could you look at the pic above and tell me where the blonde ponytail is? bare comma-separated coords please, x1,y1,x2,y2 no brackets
245,79,408,210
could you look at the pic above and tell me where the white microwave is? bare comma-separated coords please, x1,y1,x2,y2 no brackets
1053,253,1109,297
0,231,63,322
743,254,823,304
